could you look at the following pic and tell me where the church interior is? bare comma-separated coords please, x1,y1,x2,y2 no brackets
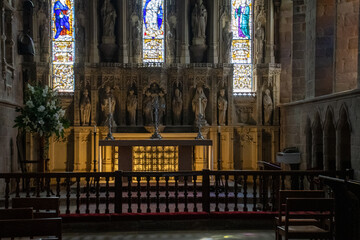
0,0,360,239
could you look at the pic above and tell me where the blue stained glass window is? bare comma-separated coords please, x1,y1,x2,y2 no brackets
143,0,164,63
231,0,253,93
51,0,75,92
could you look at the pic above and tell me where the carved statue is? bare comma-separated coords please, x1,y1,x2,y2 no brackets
172,88,183,125
166,23,175,63
218,89,228,126
263,89,273,125
192,86,207,122
255,22,265,63
80,89,91,126
222,21,233,63
132,20,141,61
143,90,153,125
101,0,117,37
158,91,166,125
191,0,207,39
101,86,116,126
126,89,137,125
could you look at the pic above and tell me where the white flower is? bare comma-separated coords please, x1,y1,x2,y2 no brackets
42,86,48,97
38,105,45,112
27,84,35,94
23,116,30,125
54,113,59,120
59,109,66,117
39,130,43,136
26,100,34,108
38,119,44,125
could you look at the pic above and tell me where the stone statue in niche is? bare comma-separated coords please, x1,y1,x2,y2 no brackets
143,90,153,125
101,86,116,126
192,86,208,123
166,23,175,63
76,22,85,56
158,91,166,125
126,89,137,125
132,20,141,62
172,88,183,125
255,22,265,64
218,89,228,126
222,21,233,63
101,0,116,37
80,89,91,126
263,89,273,125
191,0,207,39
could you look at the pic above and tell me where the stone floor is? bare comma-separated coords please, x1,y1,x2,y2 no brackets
63,230,275,240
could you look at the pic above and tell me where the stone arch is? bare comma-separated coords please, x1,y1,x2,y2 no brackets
312,112,323,170
337,104,351,170
305,117,312,169
323,107,336,170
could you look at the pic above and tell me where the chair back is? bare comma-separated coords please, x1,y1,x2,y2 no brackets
12,197,60,218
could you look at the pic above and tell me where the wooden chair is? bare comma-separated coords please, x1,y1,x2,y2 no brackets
277,198,334,240
12,197,60,218
275,190,325,240
0,208,33,219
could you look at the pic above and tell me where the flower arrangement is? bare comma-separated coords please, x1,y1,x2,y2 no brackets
14,83,70,138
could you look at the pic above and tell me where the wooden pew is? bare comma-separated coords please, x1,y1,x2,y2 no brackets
12,197,60,218
277,198,334,240
0,218,62,239
0,208,33,219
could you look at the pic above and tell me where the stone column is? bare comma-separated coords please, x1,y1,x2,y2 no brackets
207,0,219,63
117,0,129,63
89,0,100,63
179,0,190,63
265,0,275,64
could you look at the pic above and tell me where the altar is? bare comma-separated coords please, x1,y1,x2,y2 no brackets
99,138,213,172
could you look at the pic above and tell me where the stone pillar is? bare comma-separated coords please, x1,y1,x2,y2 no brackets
89,0,100,63
266,0,275,64
179,0,190,64
117,0,129,63
207,0,219,63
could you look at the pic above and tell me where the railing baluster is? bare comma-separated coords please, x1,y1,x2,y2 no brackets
261,175,268,211
66,177,71,214
85,176,90,214
146,176,151,213
136,176,142,213
243,174,248,212
183,175,189,212
215,174,220,212
300,175,304,190
271,175,276,212
127,176,132,213
56,177,60,197
234,174,238,211
46,177,51,197
15,177,20,198
174,176,179,212
309,176,315,190
224,174,229,212
36,177,40,197
281,174,285,190
165,176,170,213
193,175,197,212
156,176,160,213
76,176,80,214
105,176,110,214
5,177,10,209
95,176,100,214
252,174,257,211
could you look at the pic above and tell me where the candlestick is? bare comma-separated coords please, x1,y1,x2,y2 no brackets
108,97,111,115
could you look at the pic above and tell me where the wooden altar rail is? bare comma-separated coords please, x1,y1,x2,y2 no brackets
0,170,352,215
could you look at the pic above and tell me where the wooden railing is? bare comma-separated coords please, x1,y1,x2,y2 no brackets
0,170,352,215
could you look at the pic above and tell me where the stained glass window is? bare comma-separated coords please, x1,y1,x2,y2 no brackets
143,0,164,63
51,0,75,92
231,0,253,93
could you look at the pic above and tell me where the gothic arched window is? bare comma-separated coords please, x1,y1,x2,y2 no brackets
51,0,75,92
231,0,253,93
142,0,165,63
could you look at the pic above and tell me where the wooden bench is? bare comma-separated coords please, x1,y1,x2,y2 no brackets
12,197,60,218
0,208,33,219
275,190,325,240
277,198,334,240
0,218,62,239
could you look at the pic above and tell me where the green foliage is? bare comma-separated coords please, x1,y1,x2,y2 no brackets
14,83,70,139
